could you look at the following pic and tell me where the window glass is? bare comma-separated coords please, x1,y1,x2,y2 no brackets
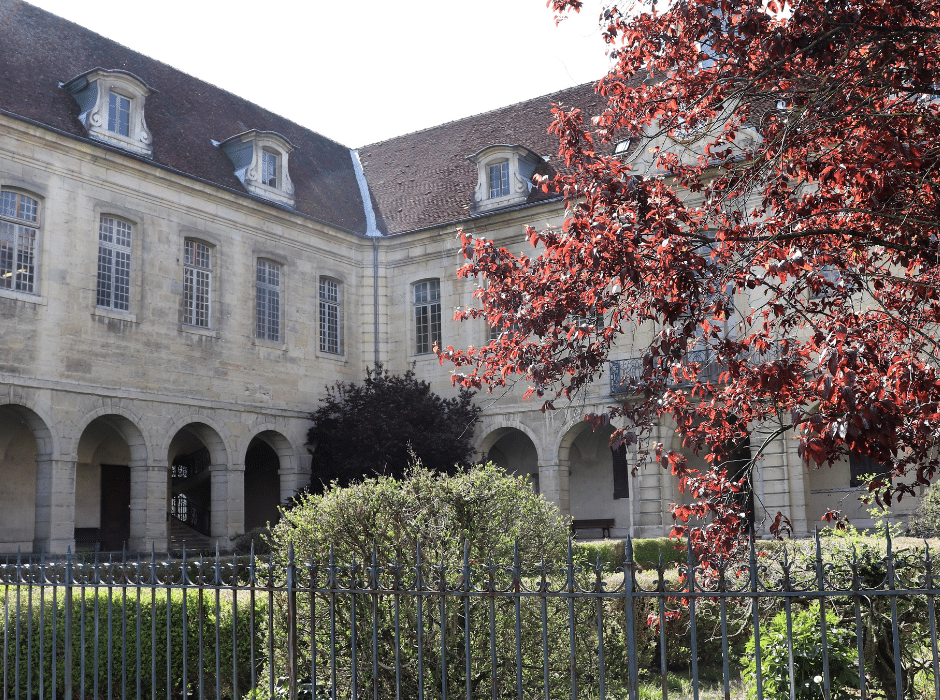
414,279,441,354
183,240,211,327
488,161,510,198
108,92,131,136
319,278,341,354
262,150,278,188
256,260,281,342
0,190,38,294
96,216,132,310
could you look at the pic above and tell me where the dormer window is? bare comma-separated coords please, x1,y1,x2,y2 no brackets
62,69,154,156
468,145,544,213
217,131,295,207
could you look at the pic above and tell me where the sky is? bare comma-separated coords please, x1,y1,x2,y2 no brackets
26,0,613,147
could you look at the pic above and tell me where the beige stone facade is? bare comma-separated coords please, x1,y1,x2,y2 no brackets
0,0,916,555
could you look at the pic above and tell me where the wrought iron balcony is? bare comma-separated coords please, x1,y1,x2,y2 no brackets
609,344,788,395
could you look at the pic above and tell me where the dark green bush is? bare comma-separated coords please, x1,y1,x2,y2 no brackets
1,585,263,699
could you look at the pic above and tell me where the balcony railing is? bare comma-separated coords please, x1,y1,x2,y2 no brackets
610,343,789,394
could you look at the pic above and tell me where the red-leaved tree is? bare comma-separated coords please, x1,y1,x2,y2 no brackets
439,0,940,559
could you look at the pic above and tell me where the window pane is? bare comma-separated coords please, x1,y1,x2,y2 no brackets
183,242,212,327
97,216,132,310
319,279,340,353
413,279,441,354
256,260,281,341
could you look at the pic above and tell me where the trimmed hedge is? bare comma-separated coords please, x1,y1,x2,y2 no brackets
1,586,263,699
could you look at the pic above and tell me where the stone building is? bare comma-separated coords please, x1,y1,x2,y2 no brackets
0,0,907,554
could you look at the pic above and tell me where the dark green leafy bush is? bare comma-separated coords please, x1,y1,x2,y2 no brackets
1,585,262,699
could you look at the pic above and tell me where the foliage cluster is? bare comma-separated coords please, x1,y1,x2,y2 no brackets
907,481,940,538
306,364,480,488
1,586,261,699
441,0,940,555
745,602,857,700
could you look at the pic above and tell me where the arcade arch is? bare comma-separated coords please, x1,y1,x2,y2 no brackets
167,422,228,544
480,427,540,493
0,404,52,552
558,421,633,539
244,430,295,531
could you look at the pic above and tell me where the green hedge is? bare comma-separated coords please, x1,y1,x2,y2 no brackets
1,586,263,699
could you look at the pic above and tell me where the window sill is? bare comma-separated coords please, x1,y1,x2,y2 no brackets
315,348,346,362
253,337,287,351
92,307,138,323
0,289,46,305
179,324,219,338
810,487,864,494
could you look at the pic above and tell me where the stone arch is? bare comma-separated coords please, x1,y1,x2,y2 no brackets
70,406,150,467
161,415,231,468
473,417,545,465
0,402,57,552
243,428,298,531
0,390,59,458
557,418,633,539
478,426,541,493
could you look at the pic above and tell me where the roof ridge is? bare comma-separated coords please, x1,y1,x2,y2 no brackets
358,81,600,149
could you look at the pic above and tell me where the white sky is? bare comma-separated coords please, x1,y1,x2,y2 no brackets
27,0,612,147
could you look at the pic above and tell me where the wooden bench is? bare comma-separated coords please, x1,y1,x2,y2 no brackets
570,518,615,539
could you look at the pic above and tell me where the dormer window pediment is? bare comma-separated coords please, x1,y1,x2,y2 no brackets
468,145,544,213
217,130,295,207
62,69,154,157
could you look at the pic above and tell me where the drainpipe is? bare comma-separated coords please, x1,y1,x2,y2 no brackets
350,149,382,366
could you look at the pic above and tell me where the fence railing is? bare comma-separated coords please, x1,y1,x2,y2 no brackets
2,530,939,699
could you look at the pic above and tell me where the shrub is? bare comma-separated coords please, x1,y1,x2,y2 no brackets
908,480,940,538
0,585,263,699
265,462,633,698
744,601,857,700
307,364,481,487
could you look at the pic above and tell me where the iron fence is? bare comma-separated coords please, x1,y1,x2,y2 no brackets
2,530,939,699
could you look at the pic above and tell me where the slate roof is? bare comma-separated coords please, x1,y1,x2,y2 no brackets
359,83,604,235
0,1,609,238
0,0,380,235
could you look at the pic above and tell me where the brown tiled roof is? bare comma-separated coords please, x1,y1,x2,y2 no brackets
358,83,604,235
0,0,376,235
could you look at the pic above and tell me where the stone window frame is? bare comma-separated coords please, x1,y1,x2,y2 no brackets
63,69,154,157
182,239,214,330
468,145,544,213
96,214,134,313
318,276,342,355
255,259,281,343
217,131,296,207
413,278,442,356
0,187,42,298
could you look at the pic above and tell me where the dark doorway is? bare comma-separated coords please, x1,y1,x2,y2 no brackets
99,464,130,551
244,439,281,531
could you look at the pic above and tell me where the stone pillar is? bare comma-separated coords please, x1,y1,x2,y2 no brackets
278,453,311,506
210,463,244,546
539,462,570,515
129,463,167,552
33,454,75,554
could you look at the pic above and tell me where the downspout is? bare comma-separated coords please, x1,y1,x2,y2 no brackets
350,149,382,366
